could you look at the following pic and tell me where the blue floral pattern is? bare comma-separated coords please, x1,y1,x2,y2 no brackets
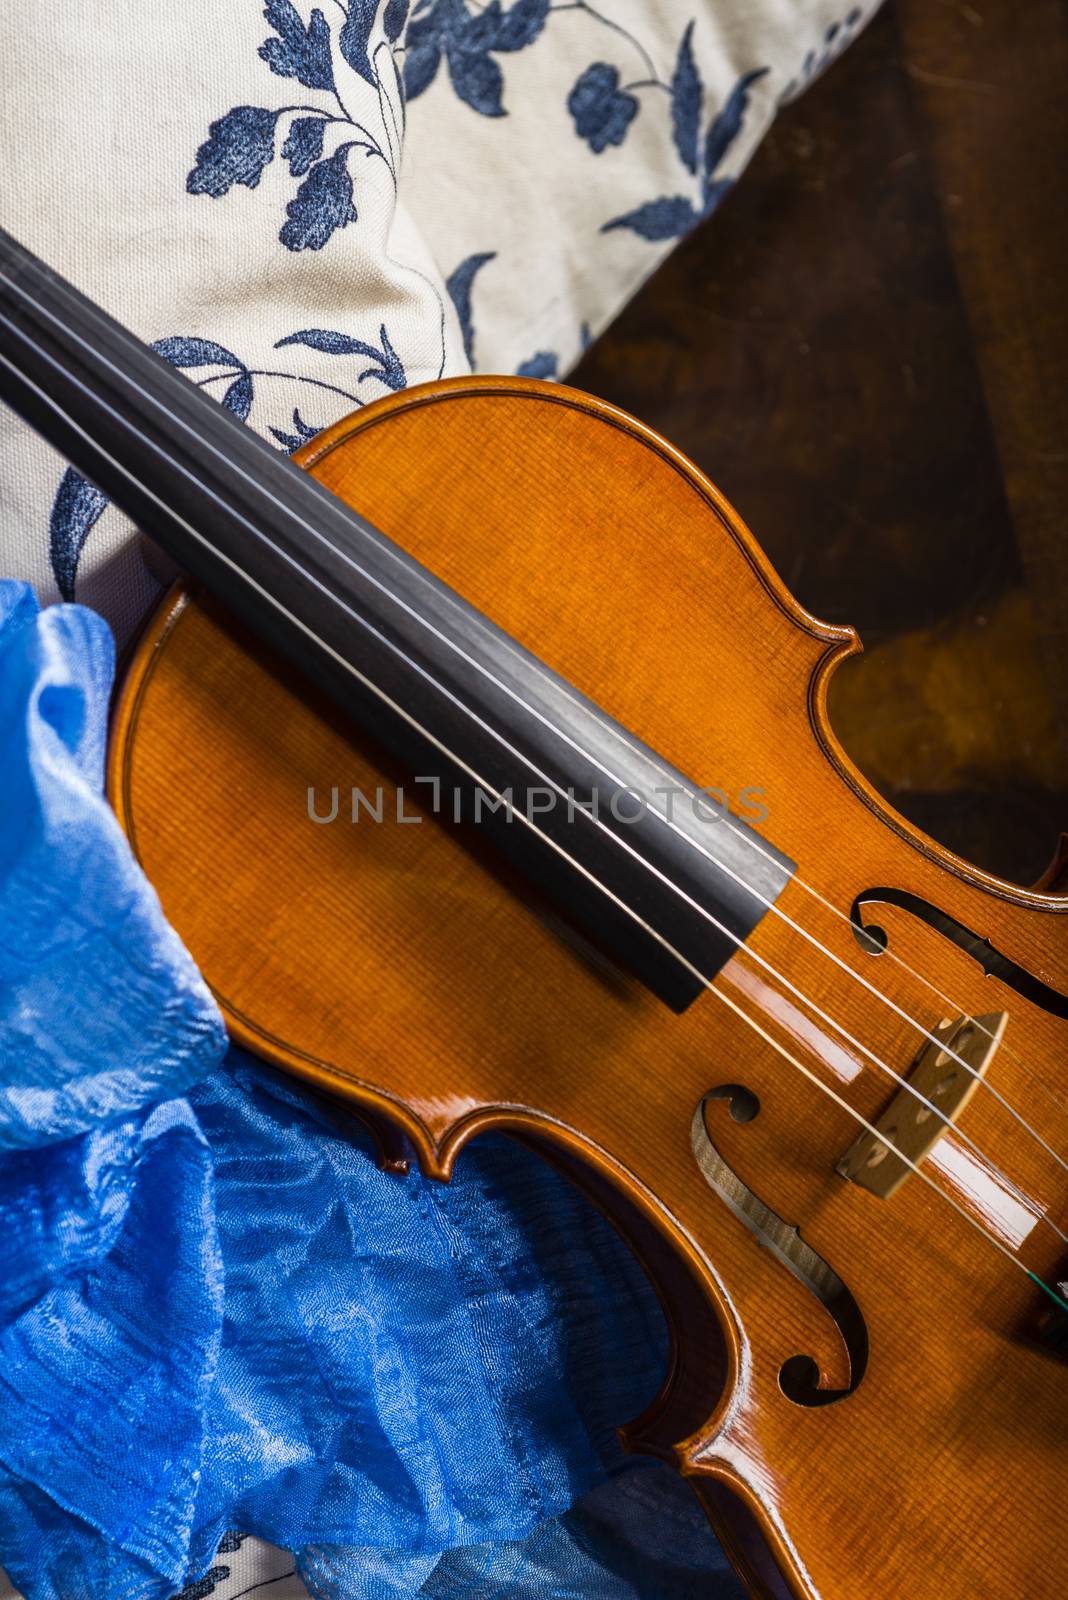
444,250,496,364
35,4,876,611
779,6,865,100
181,2,787,378
516,350,559,379
567,62,639,153
567,14,770,243
55,4,787,599
443,255,573,380
404,0,550,115
396,3,772,245
48,326,407,599
601,64,768,240
187,1,405,253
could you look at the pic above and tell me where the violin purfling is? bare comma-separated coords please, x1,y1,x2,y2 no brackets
2,227,1066,1600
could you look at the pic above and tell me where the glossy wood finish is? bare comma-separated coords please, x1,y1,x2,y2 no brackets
572,0,1068,889
109,378,1068,1599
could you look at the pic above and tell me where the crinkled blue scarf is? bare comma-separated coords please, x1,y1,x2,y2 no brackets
0,581,742,1600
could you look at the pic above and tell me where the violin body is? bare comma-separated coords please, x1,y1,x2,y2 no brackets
108,378,1068,1599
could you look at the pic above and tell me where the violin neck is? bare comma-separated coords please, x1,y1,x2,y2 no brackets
0,228,367,632
0,228,793,1007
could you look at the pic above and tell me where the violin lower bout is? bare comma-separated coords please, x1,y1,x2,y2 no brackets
108,378,1068,1600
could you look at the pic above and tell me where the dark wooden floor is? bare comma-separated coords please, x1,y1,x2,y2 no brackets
573,0,1068,889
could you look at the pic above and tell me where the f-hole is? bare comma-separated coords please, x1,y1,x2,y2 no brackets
692,1089,868,1407
850,886,1068,1021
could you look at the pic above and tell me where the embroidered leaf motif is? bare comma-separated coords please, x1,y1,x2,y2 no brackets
276,325,406,389
567,63,638,154
403,1,444,100
601,53,769,246
222,373,255,420
279,146,359,250
46,336,256,599
670,22,702,174
466,0,548,52
703,176,732,217
447,46,505,117
281,115,327,176
365,326,406,390
702,67,768,207
405,0,546,111
498,0,549,49
339,0,381,86
384,0,410,44
262,0,308,56
259,1,335,93
186,106,280,197
781,9,864,101
516,350,557,380
444,251,495,365
275,329,372,355
48,471,109,602
601,196,699,241
404,35,441,98
151,337,243,370
270,407,322,453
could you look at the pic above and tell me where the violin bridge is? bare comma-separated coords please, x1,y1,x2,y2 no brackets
836,1012,1007,1199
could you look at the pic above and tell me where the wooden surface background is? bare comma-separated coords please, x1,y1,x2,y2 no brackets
573,0,1068,890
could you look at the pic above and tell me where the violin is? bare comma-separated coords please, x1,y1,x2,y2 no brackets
2,227,1066,1600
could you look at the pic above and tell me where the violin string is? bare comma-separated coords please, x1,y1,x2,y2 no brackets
3,304,1060,1231
2,288,1064,1184
3,326,1065,1315
721,827,1068,1124
4,288,1066,1202
4,265,1061,1164
7,268,1062,1159
705,974,1067,1315
437,594,1068,1134
728,940,1063,1243
4,280,1062,1183
301,441,1068,1139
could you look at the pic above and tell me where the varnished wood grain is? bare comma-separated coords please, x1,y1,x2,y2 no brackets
571,0,1068,889
109,379,1068,1599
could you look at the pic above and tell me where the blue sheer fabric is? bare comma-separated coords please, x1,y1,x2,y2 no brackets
0,582,742,1600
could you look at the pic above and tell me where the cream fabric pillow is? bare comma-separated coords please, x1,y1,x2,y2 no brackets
0,0,874,648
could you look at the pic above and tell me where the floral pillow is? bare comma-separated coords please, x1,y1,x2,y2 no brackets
0,0,874,647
